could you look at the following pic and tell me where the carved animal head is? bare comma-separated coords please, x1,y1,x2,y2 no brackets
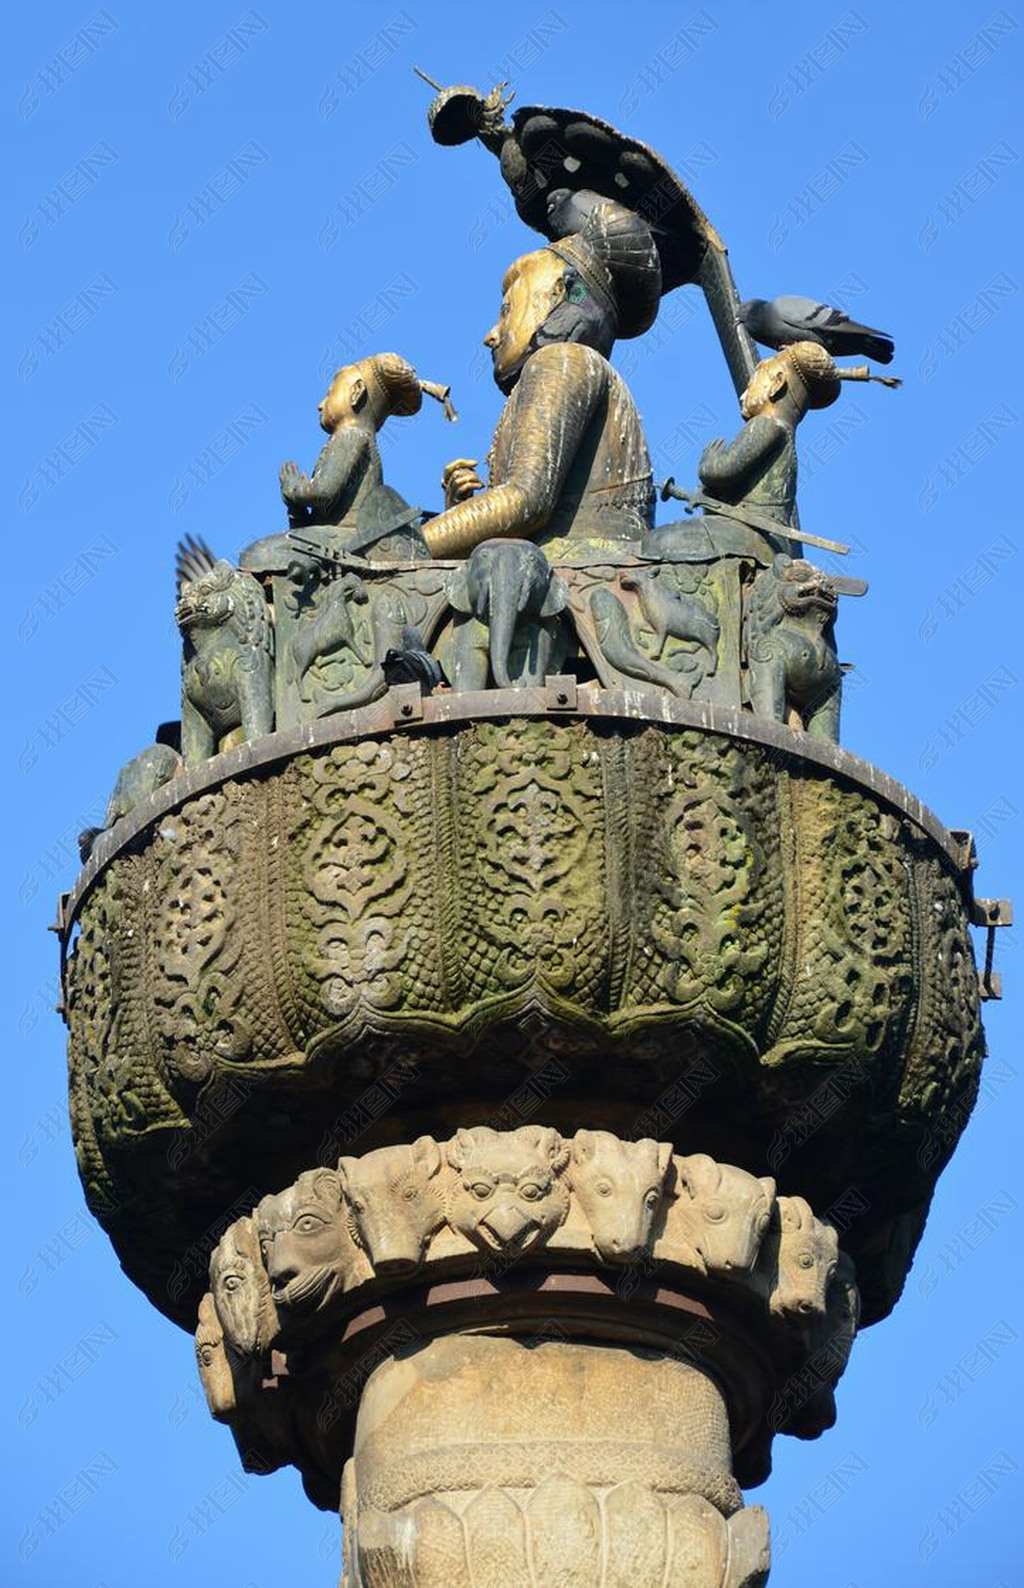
175,560,235,631
447,539,568,688
774,557,838,625
447,539,567,621
675,1155,775,1276
819,1249,860,1372
779,1251,860,1437
618,567,658,596
256,1168,360,1324
195,1291,235,1420
175,561,271,652
768,1197,840,1321
209,1216,278,1356
337,1137,445,1276
570,1130,674,1262
336,571,369,604
446,1126,571,1255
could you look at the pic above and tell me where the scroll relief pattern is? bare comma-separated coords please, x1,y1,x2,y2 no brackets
65,723,983,1324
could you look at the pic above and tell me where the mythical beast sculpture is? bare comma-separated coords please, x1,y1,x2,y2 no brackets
175,556,274,763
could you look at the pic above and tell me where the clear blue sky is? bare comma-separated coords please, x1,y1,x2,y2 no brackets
6,2,1021,1583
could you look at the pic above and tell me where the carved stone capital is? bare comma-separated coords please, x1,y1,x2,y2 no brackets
194,1132,858,1582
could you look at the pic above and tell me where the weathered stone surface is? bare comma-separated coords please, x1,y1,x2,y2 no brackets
63,713,983,1328
344,1334,765,1587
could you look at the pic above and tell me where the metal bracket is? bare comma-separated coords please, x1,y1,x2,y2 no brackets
979,972,1003,1002
949,828,978,875
544,675,578,711
388,682,425,726
971,897,1013,929
48,892,69,936
973,898,1013,1001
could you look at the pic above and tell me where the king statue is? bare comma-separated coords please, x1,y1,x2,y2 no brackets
423,201,662,561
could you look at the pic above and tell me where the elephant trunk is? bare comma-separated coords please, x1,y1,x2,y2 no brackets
488,585,519,690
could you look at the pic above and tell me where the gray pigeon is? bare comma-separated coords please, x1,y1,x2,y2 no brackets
737,296,894,364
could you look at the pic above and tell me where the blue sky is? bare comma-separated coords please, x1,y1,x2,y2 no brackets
5,2,1021,1584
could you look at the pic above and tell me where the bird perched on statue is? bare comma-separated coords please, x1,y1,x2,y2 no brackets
383,626,447,694
737,296,895,365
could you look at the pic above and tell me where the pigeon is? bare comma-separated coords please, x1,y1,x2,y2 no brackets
383,626,447,694
737,296,895,364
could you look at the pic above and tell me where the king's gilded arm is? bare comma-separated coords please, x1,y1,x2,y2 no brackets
423,344,606,558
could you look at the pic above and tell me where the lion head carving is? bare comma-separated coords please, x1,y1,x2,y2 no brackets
256,1169,366,1329
445,1126,571,1256
175,560,272,652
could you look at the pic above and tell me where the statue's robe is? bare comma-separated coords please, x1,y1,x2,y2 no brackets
424,343,654,560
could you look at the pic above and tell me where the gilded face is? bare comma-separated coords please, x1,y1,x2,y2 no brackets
483,250,566,391
318,366,367,432
740,357,789,420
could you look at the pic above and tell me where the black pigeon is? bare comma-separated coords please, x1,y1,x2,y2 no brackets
78,827,102,863
737,296,894,364
383,625,447,694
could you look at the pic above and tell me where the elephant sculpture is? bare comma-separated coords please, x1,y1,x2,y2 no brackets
446,538,568,690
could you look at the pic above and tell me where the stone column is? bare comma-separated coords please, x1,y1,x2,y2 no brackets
346,1332,768,1587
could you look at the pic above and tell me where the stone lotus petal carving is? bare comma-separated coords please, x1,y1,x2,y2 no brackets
338,1136,445,1275
722,1505,773,1587
526,1474,602,1581
350,1484,770,1588
462,1488,530,1583
664,1493,770,1587
569,1128,673,1262
445,1125,571,1255
669,1155,776,1278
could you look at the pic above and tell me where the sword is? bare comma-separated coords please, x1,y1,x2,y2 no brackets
288,506,433,564
343,504,432,557
659,478,850,559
